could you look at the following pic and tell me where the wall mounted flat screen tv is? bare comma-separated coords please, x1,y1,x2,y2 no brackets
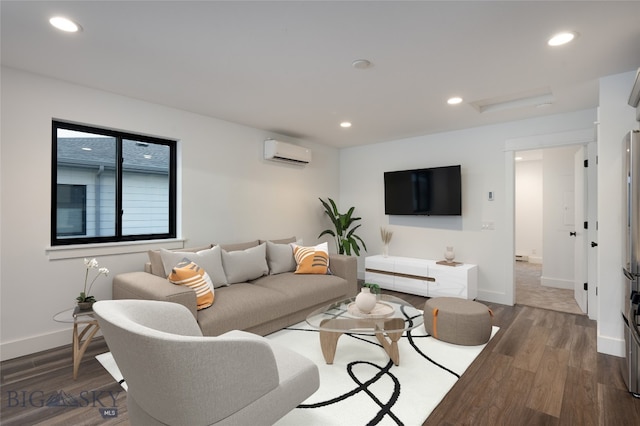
384,165,462,215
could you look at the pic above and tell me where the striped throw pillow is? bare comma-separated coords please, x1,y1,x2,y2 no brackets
292,242,329,274
168,258,215,310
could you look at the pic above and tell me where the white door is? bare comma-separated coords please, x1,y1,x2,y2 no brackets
586,141,598,320
574,147,588,313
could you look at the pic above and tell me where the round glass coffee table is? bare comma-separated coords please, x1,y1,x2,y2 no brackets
306,294,423,366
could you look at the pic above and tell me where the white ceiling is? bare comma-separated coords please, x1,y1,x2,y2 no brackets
2,1,639,148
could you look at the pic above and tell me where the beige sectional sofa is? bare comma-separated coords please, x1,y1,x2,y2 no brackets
112,237,358,336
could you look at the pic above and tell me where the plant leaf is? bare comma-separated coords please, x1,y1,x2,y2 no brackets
328,198,339,216
318,229,336,238
352,234,368,252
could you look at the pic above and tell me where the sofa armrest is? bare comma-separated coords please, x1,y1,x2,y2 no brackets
112,272,198,318
328,254,358,297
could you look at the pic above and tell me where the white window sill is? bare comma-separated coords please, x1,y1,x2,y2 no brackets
46,238,187,260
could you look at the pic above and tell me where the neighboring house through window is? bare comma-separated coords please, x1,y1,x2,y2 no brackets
56,184,87,236
52,121,177,245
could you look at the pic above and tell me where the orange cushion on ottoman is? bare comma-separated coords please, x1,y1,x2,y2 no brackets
424,297,492,346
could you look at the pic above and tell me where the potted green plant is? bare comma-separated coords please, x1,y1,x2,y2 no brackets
318,197,367,256
362,282,381,294
77,258,109,310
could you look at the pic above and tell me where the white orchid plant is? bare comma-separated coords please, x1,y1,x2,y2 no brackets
77,258,109,303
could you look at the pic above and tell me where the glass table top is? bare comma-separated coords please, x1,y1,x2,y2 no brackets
306,294,423,333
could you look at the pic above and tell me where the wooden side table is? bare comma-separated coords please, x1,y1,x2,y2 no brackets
53,306,101,379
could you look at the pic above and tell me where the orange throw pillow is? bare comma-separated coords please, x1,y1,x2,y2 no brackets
292,242,329,274
168,259,215,310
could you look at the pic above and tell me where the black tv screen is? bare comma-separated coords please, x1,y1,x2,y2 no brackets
384,165,462,215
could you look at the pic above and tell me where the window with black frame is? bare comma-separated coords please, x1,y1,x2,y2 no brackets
52,121,177,246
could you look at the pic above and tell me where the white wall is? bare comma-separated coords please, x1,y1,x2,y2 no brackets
340,109,596,306
2,66,636,360
541,146,579,289
515,158,543,262
597,70,639,356
0,67,340,360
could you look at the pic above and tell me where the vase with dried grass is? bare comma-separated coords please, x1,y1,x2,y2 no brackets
380,226,393,257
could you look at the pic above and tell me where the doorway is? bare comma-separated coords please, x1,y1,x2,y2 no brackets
515,147,584,314
515,260,583,314
505,127,597,320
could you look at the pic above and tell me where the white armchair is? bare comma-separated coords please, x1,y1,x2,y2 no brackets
93,299,319,425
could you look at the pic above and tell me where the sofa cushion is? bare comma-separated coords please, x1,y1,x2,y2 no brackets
168,259,215,310
148,244,213,277
196,284,290,336
266,241,297,275
292,242,329,274
159,247,228,288
221,243,269,284
252,272,348,309
217,240,260,252
260,236,296,245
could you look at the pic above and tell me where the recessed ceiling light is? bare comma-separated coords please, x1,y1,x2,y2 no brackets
81,147,92,151
515,156,523,161
447,97,463,105
49,16,81,33
547,31,577,47
340,121,352,128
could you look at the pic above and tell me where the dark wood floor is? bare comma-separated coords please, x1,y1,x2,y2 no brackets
2,291,640,425
420,296,640,426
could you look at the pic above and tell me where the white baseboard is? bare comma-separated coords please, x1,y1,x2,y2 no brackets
541,276,573,290
0,326,102,362
597,334,625,357
477,289,512,306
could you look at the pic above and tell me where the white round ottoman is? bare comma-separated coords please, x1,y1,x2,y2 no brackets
423,297,493,346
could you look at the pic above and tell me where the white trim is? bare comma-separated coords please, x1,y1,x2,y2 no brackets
46,238,186,260
504,150,516,306
597,334,625,357
541,276,574,290
477,288,512,306
0,327,103,361
505,127,595,152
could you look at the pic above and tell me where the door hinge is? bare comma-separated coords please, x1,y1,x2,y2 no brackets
584,282,588,291
584,159,588,167
584,221,588,230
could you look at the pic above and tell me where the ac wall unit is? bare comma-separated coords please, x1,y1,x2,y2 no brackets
264,139,311,165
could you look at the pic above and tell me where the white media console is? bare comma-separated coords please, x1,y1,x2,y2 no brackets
364,255,478,300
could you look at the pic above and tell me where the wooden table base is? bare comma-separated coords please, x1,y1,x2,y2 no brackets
72,320,100,380
319,317,405,365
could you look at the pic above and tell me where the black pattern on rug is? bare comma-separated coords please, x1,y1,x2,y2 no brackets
282,307,461,425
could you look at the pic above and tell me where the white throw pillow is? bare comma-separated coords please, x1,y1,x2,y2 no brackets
221,243,269,284
266,241,297,274
160,246,228,288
